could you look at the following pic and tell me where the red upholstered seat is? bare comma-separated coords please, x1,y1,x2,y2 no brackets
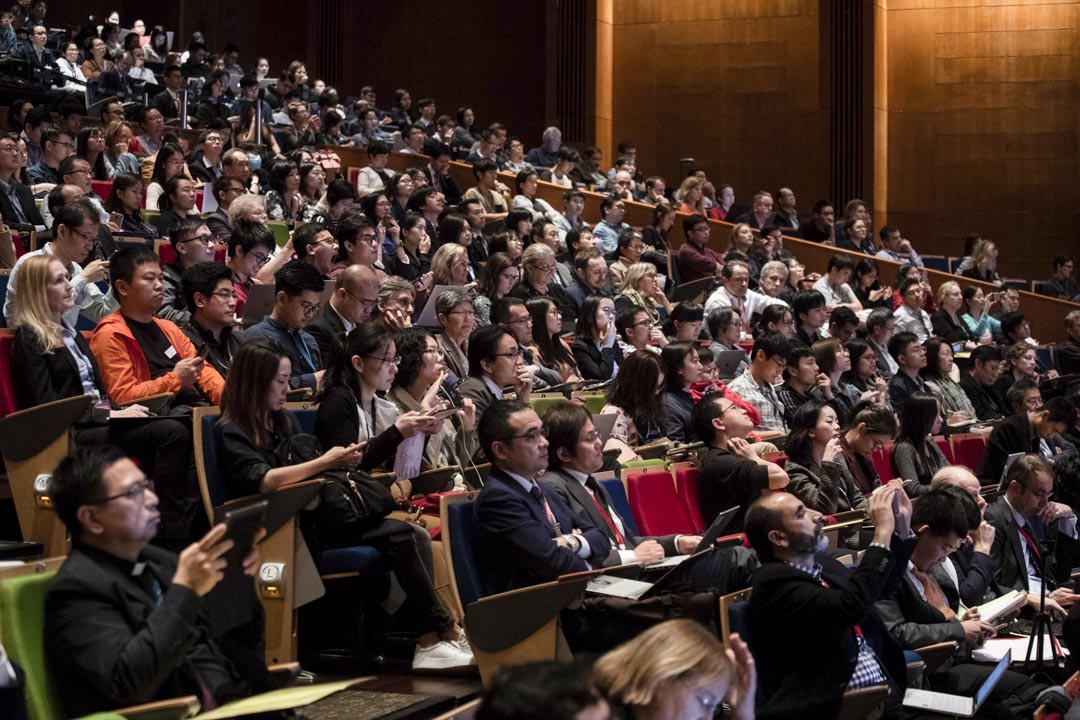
952,436,986,470
627,470,695,536
91,180,113,199
936,437,954,464
0,331,19,419
673,467,705,533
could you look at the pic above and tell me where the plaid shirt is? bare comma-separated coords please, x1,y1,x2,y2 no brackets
729,370,788,431
783,560,889,691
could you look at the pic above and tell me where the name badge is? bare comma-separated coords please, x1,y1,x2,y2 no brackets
164,346,177,359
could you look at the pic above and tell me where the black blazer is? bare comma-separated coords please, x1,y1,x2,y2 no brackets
306,303,347,369
976,412,1037,484
750,537,915,720
44,544,253,717
0,176,45,231
540,466,676,565
570,337,623,382
151,88,181,119
10,325,106,409
930,311,974,344
959,372,1008,422
313,385,402,472
984,496,1054,592
474,466,610,596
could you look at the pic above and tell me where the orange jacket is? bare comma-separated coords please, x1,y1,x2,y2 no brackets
89,312,225,405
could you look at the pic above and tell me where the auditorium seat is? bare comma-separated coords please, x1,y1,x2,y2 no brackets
951,434,986,470
599,476,639,537
673,467,705,533
0,329,18,417
0,570,199,720
627,470,695,536
934,436,954,464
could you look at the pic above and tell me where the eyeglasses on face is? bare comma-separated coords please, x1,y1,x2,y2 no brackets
298,301,321,316
181,233,217,247
365,354,402,367
499,428,548,444
88,479,153,505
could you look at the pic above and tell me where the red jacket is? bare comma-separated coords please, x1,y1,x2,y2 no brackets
90,312,225,405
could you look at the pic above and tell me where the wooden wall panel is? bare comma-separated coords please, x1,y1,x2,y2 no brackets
878,0,1079,280
604,0,830,214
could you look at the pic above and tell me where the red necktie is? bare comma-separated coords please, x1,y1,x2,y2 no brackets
1017,524,1042,577
585,478,624,546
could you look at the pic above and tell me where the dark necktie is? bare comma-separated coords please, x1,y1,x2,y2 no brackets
530,484,560,535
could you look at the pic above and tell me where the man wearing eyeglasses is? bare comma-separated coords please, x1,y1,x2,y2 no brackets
244,260,326,391
293,222,338,280
474,399,610,595
158,218,218,324
984,453,1079,605
3,199,115,326
307,264,379,363
44,445,277,717
180,262,244,377
27,125,74,185
13,24,55,87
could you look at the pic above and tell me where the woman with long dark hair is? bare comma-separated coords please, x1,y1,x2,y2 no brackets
526,296,581,382
659,341,704,443
155,175,198,237
785,401,868,519
76,127,109,180
144,142,186,211
571,295,623,382
217,338,472,670
104,173,157,237
837,401,897,497
921,337,977,425
601,350,666,446
890,391,949,498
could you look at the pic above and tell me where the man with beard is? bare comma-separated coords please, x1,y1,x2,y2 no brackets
746,481,918,719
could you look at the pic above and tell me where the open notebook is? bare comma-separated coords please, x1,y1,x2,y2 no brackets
902,649,1010,717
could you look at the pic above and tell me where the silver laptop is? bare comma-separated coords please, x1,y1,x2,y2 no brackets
240,284,276,326
902,649,1010,717
415,285,468,328
591,412,618,444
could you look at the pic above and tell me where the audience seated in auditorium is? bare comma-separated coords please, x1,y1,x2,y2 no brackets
891,391,949,498
978,398,1076,484
178,261,244,377
984,454,1080,607
565,247,609,311
474,399,610,594
746,482,912,719
155,176,200,238
476,660,611,720
838,402,897,496
694,391,789,532
728,332,790,437
874,486,1046,716
852,258,892,311
305,263,378,364
675,213,722,284
778,344,831,426
960,345,1009,421
885,331,928,417
218,338,472,670
784,401,868,523
1040,255,1078,300
243,260,325,391
599,350,665,447
44,446,280,717
800,199,835,244
592,620,755,720
920,337,978,426
158,218,217,324
0,131,45,232
1060,310,1080,376
930,281,979,349
732,190,772,231
704,259,787,327
791,289,826,347
542,401,702,566
571,295,623,383
833,198,873,253
874,225,923,267
812,253,862,314
591,195,630,254
28,125,74,186
458,325,532,425
512,242,577,320
492,296,560,391
706,307,749,378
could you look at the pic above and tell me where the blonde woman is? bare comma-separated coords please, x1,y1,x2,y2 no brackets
677,175,706,215
430,243,471,288
593,619,755,720
961,240,1002,286
726,222,754,259
616,261,671,324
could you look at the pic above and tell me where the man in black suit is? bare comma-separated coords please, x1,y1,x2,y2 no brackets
978,398,1076,484
473,400,610,595
44,445,276,717
0,132,44,233
886,331,928,417
97,52,138,100
425,146,462,205
960,345,1009,421
984,454,1080,607
307,264,379,364
746,482,915,720
876,487,1044,716
151,65,185,122
12,24,55,87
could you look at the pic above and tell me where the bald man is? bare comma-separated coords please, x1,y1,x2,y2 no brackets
307,263,380,362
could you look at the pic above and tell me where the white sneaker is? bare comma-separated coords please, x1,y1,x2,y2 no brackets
412,640,476,670
451,633,474,658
